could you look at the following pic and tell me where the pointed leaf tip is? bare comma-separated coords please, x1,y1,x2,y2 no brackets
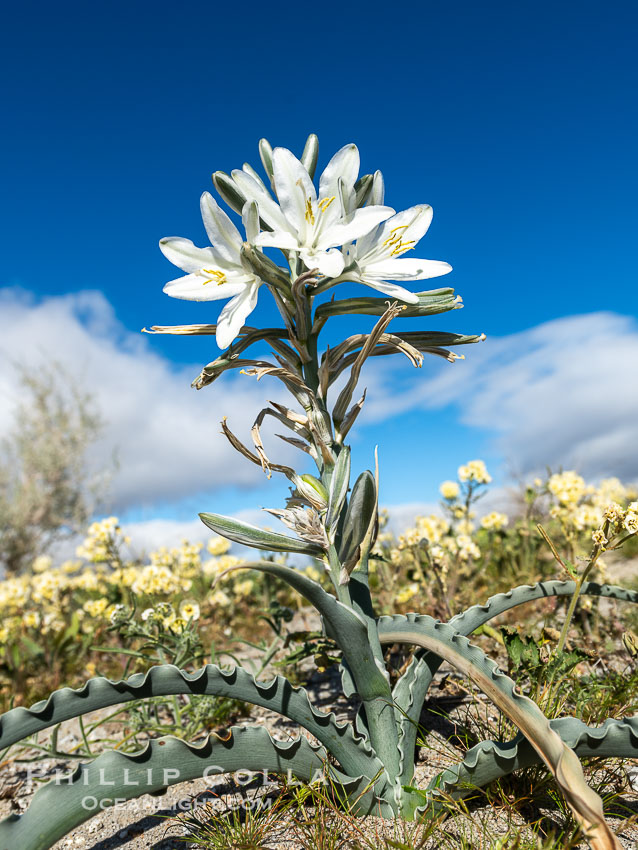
199,512,324,556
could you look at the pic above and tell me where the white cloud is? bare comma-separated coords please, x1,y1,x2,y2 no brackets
363,312,638,481
4,289,635,543
0,288,296,512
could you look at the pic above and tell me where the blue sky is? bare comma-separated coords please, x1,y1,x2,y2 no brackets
1,0,637,536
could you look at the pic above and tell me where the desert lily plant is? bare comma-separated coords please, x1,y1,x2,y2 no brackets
1,136,637,850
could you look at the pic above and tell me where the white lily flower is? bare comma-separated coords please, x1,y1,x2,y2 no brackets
160,193,262,349
343,203,453,303
240,145,394,278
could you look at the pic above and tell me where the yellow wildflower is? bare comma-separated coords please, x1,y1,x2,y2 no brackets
83,598,110,618
395,583,420,605
591,529,608,547
439,481,460,500
547,471,585,506
458,460,492,484
32,555,53,573
179,600,201,621
209,589,231,607
233,579,254,598
480,512,508,531
207,536,231,556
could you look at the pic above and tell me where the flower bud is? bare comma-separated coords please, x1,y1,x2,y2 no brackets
240,243,291,291
212,171,246,214
293,474,329,510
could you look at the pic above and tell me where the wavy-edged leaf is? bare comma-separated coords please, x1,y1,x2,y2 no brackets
386,581,638,785
215,560,400,780
199,512,323,556
0,664,380,780
0,727,383,850
428,714,638,803
379,616,621,849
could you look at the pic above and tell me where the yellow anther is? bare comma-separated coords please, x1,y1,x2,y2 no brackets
201,268,228,286
304,198,315,225
382,227,415,257
317,196,336,213
390,240,416,257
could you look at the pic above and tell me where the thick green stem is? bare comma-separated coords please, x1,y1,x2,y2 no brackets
326,545,351,605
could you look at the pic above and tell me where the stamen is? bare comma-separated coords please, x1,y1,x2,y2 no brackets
304,198,315,225
382,225,416,257
390,240,416,257
317,196,336,213
201,268,228,286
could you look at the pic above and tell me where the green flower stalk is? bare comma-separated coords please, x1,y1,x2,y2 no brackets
0,135,632,850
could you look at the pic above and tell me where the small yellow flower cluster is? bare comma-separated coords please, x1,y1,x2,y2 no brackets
547,471,586,506
131,563,191,596
32,555,53,573
202,553,242,579
591,529,608,547
76,517,129,563
447,534,481,561
304,565,322,582
480,511,508,531
544,472,637,536
83,598,110,618
623,502,638,535
439,480,460,500
395,582,420,605
136,602,189,633
592,478,627,508
207,536,231,556
458,460,492,484
0,576,29,611
109,566,140,588
30,570,68,604
398,517,445,549
150,541,204,579
209,589,231,606
233,578,254,598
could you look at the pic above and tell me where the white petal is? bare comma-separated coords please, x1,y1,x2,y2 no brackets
362,205,434,262
316,205,394,250
215,283,260,348
159,237,220,274
319,143,359,198
163,273,247,302
301,248,345,278
242,162,269,191
242,200,260,245
231,169,290,232
256,230,299,251
364,258,453,281
357,277,420,304
200,192,243,262
272,147,316,235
